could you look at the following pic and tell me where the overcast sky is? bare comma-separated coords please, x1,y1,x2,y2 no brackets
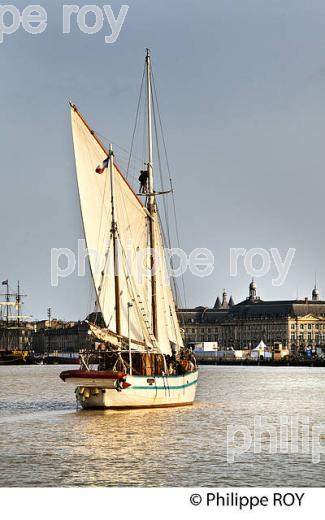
1,0,325,320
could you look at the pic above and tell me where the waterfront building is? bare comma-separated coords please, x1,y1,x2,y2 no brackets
30,313,103,353
31,320,90,353
29,285,325,355
178,282,325,353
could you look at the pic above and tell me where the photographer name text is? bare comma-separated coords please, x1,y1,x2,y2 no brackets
0,3,129,43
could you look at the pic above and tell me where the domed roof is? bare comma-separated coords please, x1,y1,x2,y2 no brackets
249,279,257,290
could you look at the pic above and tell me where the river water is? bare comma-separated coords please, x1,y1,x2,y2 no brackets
0,365,324,487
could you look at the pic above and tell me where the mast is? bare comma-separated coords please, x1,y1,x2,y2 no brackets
6,280,9,351
17,281,20,328
47,307,51,355
146,48,158,339
109,144,121,335
128,302,133,374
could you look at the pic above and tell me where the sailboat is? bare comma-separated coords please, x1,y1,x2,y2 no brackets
0,281,33,364
60,50,198,409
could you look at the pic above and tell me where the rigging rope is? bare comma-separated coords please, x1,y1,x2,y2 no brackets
151,67,188,312
126,67,145,180
78,58,187,343
96,133,145,171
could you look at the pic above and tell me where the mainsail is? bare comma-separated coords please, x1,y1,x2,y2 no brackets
70,104,183,356
154,219,184,350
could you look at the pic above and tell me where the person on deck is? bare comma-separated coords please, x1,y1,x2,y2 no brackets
139,169,149,193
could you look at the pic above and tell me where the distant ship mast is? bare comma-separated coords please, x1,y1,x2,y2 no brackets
0,280,31,350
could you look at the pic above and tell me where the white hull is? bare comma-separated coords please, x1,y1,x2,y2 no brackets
73,371,198,409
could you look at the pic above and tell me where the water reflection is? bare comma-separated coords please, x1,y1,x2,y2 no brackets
1,365,325,486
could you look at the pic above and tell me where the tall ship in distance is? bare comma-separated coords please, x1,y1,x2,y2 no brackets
0,280,33,364
60,50,198,408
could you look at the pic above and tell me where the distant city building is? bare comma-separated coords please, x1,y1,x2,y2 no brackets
33,318,68,332
178,281,325,353
31,319,88,353
30,313,103,353
27,286,325,355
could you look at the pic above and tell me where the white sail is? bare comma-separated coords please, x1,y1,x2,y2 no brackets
154,220,184,352
70,105,152,347
87,322,121,347
113,170,153,345
70,104,183,356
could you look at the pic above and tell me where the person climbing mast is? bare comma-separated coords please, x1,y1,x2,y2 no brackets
138,167,149,193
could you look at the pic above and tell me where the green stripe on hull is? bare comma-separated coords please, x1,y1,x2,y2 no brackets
129,371,198,379
132,379,198,391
